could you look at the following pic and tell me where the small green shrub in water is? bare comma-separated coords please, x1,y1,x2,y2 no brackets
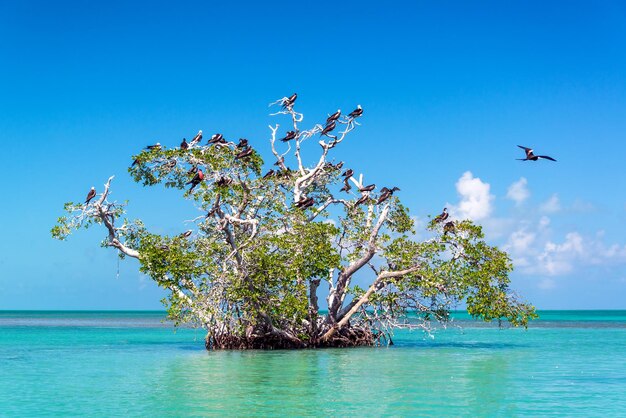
52,96,536,349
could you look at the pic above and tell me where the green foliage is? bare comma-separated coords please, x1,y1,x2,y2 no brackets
52,103,536,343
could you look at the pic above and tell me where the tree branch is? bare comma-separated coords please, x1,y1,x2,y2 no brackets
327,204,391,319
321,266,421,342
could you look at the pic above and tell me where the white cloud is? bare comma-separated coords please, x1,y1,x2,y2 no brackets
540,194,561,213
507,229,536,253
571,199,595,213
536,232,584,275
506,227,626,278
449,171,494,221
506,177,530,205
482,217,517,239
437,172,626,290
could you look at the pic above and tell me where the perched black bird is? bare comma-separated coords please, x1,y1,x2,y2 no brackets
131,158,139,167
235,147,254,160
517,145,557,162
434,208,449,223
354,195,369,206
443,221,455,235
187,166,198,175
180,230,193,239
320,120,336,136
282,93,297,109
348,105,363,118
274,156,285,166
301,198,315,209
216,176,232,187
295,196,315,209
359,184,376,192
145,143,161,150
278,167,293,176
326,109,341,124
165,159,176,169
190,130,202,146
335,161,344,170
263,169,275,179
376,187,400,204
186,169,204,191
340,182,351,193
208,133,224,144
279,131,297,142
85,187,96,204
180,138,188,150
237,138,249,148
341,169,354,178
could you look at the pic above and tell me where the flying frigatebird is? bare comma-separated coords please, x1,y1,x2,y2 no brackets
348,105,363,118
186,169,204,191
85,187,96,204
434,208,449,223
326,109,341,124
517,145,557,162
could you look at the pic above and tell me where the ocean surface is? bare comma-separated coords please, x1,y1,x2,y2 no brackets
1,311,625,417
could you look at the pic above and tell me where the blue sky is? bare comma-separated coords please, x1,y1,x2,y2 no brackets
1,0,625,309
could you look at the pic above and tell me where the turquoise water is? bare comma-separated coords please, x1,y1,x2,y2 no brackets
1,311,625,416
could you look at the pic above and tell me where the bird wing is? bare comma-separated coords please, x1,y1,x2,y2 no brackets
517,145,532,151
537,155,557,161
